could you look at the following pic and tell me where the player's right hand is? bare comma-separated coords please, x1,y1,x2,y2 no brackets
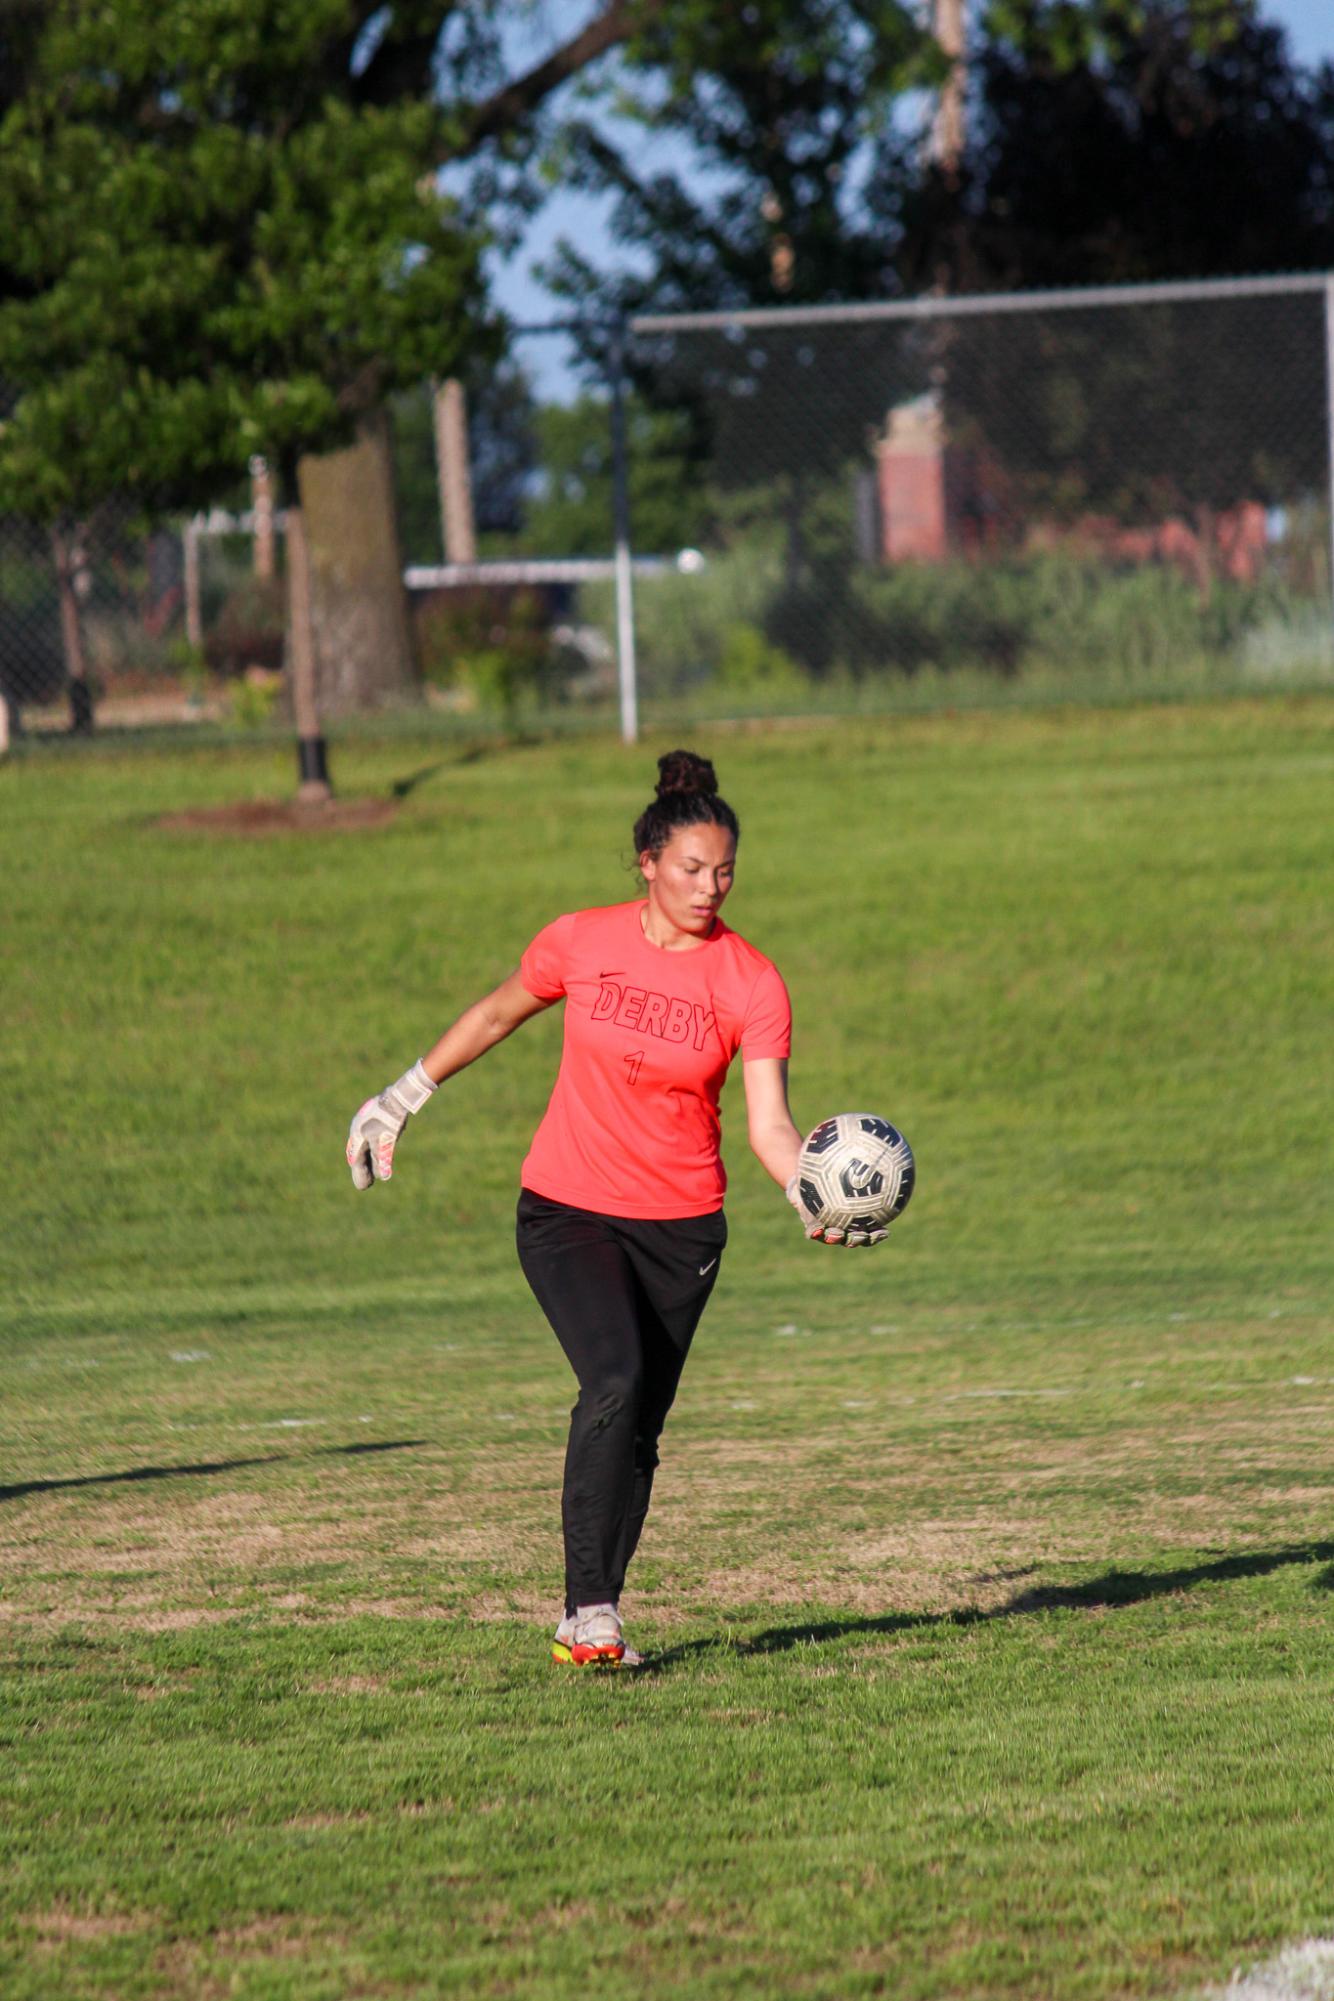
785,1176,887,1248
346,1061,437,1190
786,1174,840,1243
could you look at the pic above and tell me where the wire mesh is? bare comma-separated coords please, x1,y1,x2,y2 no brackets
2,277,1332,744
624,281,1334,711
392,328,625,724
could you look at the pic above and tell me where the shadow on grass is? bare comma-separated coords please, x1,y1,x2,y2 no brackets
0,1439,427,1504
389,762,447,799
643,1541,1334,1673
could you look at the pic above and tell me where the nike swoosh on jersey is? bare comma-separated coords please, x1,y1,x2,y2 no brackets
698,1257,718,1276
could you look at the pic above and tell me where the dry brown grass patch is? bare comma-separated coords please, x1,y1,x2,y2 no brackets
25,1903,156,1943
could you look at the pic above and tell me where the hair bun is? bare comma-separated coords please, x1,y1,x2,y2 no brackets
655,749,718,799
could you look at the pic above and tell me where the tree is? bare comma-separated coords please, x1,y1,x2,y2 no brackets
541,0,934,321
0,0,714,782
892,0,1334,293
532,2,941,667
508,394,712,558
881,2,1334,546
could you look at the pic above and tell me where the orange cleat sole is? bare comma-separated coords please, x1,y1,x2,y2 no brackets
551,1638,626,1667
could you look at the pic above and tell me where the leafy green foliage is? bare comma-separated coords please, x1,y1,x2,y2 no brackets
0,3,491,519
411,584,558,715
543,0,935,327
894,0,1334,291
514,395,711,557
580,539,1330,692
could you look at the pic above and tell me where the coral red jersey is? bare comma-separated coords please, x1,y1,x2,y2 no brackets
518,900,792,1218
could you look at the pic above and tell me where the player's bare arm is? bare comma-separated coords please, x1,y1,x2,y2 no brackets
347,972,552,1189
421,970,553,1086
742,1055,802,1189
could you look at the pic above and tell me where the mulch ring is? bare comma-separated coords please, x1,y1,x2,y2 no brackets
153,797,399,837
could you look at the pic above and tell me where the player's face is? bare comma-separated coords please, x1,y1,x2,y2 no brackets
641,823,737,938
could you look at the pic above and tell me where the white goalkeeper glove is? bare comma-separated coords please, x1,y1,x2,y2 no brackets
347,1061,436,1190
785,1175,887,1248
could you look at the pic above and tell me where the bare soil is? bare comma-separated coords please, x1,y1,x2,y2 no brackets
154,797,399,836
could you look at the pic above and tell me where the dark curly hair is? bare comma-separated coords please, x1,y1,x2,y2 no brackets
632,749,740,861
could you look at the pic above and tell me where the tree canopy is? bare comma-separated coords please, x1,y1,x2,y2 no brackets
540,0,934,324
894,2,1334,524
0,1,725,523
894,0,1334,292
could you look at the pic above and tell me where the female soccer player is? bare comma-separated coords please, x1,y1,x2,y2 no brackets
347,750,848,1668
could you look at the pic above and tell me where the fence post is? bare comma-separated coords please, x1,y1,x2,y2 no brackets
609,319,639,745
285,503,332,803
52,524,93,733
1325,277,1334,634
183,519,203,652
250,456,276,580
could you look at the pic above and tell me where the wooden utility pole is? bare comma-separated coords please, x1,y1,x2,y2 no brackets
250,455,276,579
432,378,477,563
285,503,331,803
52,524,93,732
761,190,794,295
932,0,966,181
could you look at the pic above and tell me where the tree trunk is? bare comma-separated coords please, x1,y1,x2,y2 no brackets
296,409,418,716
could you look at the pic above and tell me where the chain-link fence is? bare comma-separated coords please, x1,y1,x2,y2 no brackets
3,274,1333,746
623,274,1334,715
390,326,629,728
0,489,289,741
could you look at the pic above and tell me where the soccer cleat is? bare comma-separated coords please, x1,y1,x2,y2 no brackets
551,1608,644,1669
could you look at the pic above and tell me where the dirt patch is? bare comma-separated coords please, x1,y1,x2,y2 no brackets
27,1904,156,1943
284,1809,375,1830
153,797,399,838
212,1917,343,1955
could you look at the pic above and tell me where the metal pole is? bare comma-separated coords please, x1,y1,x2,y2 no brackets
609,320,639,745
1325,279,1334,637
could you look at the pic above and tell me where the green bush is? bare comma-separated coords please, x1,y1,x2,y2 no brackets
715,621,804,695
411,585,564,718
204,574,286,677
615,543,1328,697
583,547,785,695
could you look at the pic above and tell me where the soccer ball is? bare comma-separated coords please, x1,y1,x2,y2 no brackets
794,1113,915,1240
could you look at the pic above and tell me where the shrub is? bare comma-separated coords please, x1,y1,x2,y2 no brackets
411,585,562,717
714,622,804,695
204,575,286,677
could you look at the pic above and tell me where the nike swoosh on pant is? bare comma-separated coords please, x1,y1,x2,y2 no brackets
698,1257,718,1276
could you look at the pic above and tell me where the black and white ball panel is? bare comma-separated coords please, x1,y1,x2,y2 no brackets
796,1112,916,1234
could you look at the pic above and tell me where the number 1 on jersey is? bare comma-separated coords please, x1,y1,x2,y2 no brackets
623,1050,645,1087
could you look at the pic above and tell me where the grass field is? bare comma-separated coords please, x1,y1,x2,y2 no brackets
2,696,1332,2000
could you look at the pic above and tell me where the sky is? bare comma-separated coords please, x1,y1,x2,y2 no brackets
487,0,1334,347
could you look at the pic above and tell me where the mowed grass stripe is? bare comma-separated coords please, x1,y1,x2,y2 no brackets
1,696,1332,1997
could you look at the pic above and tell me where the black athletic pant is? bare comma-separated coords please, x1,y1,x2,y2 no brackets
516,1189,727,1616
